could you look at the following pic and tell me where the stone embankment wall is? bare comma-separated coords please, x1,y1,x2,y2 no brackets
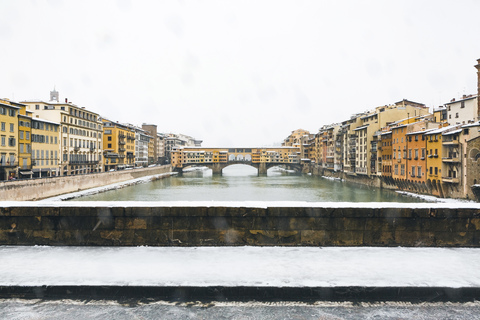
1,203,479,247
312,166,480,201
0,165,172,201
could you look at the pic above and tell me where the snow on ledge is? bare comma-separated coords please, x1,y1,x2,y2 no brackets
1,200,480,209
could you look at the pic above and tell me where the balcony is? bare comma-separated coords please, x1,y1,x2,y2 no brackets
442,139,459,146
442,157,460,163
118,134,126,139
104,152,119,158
0,161,18,167
74,146,80,152
442,176,460,183
69,160,100,165
119,147,126,152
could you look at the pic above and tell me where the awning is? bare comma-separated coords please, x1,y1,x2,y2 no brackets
19,171,33,175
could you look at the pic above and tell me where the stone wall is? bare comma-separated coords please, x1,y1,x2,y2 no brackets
0,165,172,201
1,203,479,247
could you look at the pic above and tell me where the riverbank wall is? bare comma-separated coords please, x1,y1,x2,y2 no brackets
0,165,172,201
1,203,479,247
312,165,479,201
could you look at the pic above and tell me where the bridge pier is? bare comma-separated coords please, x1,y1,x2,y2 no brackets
258,162,267,175
212,163,223,175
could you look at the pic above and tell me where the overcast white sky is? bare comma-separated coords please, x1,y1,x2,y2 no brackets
1,0,480,147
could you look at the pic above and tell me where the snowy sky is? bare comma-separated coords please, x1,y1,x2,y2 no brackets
2,0,480,147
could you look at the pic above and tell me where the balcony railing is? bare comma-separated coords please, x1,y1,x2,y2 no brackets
442,157,460,163
442,176,460,183
69,160,100,165
0,161,18,167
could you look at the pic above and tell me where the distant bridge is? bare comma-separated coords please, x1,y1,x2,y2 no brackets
171,147,304,175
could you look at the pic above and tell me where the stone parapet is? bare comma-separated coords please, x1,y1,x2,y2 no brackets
1,203,479,247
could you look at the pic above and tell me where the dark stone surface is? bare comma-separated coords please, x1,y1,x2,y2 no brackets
2,205,480,247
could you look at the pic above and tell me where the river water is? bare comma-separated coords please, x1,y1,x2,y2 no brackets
75,165,424,202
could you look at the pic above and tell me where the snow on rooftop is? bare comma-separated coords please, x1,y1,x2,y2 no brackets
443,129,462,136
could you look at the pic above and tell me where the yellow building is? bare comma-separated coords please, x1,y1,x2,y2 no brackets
102,119,135,171
31,117,61,178
147,135,155,165
0,99,20,180
17,105,33,178
424,126,449,197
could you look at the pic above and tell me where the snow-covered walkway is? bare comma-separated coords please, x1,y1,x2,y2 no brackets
1,246,479,288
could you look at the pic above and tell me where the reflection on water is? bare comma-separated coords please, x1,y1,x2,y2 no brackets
74,165,424,202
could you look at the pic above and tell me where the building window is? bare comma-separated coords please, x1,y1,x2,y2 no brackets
9,123,14,132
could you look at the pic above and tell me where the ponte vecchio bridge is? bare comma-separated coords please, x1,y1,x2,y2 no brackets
171,147,303,175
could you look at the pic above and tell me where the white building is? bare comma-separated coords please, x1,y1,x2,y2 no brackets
444,95,478,125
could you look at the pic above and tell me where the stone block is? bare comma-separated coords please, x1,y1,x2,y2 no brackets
363,230,395,246
333,218,366,231
364,218,395,233
125,218,147,230
435,231,474,247
33,230,56,240
329,230,364,246
378,207,403,220
0,207,10,217
393,218,424,231
300,230,327,245
303,207,332,218
423,218,470,233
109,206,126,218
126,206,153,217
394,230,435,246
9,207,39,217
231,216,267,231
150,206,172,217
247,230,299,246
166,230,220,246
220,229,244,245
204,216,231,231
470,218,480,231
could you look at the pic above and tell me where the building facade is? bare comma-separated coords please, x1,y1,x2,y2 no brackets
22,90,103,176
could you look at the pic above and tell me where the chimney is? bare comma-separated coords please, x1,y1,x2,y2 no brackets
65,98,68,103
475,58,480,120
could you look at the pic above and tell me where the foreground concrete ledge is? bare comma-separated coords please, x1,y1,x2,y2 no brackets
1,286,479,303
